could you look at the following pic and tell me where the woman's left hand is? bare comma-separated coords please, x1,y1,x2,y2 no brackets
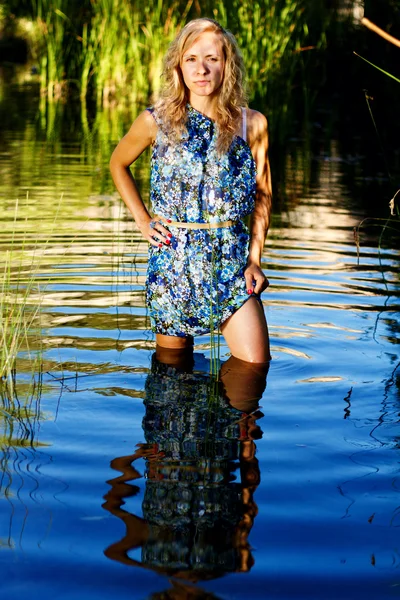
244,261,269,295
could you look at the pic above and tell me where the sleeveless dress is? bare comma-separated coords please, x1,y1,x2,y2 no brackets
146,104,256,337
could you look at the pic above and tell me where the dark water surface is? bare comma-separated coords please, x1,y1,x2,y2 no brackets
0,84,399,600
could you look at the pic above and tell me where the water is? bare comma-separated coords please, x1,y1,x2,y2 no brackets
0,86,399,599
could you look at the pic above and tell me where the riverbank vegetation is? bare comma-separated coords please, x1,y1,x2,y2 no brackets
0,1,398,152
2,0,326,106
0,0,335,145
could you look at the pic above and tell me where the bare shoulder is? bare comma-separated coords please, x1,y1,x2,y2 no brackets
110,109,158,168
247,109,268,144
126,109,158,145
248,109,268,128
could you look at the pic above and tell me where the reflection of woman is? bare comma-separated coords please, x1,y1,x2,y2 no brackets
110,18,272,363
102,347,268,582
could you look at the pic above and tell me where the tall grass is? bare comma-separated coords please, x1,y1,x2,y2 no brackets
0,250,41,385
1,201,43,388
218,0,311,97
80,0,322,112
80,0,193,108
30,0,72,100
24,0,327,117
0,196,60,390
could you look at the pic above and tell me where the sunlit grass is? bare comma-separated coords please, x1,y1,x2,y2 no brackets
80,0,193,108
0,196,61,387
0,196,67,450
1,202,41,385
25,0,328,126
30,0,71,100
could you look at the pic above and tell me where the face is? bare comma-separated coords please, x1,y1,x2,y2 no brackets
180,31,225,101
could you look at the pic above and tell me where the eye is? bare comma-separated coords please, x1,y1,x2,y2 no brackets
185,57,195,62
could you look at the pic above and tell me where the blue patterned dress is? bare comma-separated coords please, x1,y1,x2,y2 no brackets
146,104,256,337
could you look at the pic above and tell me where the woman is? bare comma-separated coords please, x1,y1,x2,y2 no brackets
110,18,272,363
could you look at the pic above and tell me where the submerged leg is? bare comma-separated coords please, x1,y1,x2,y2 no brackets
220,354,269,413
220,297,271,363
155,344,194,371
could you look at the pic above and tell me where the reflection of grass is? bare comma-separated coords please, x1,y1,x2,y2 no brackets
354,211,400,264
0,366,51,449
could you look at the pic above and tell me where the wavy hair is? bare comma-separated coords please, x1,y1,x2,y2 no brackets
154,18,248,154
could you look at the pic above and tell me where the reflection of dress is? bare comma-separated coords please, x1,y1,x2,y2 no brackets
146,105,256,337
141,358,245,573
103,353,266,580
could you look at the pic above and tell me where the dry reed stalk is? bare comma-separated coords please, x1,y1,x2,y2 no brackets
361,18,400,48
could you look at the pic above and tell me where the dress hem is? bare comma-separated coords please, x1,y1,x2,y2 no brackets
150,292,261,338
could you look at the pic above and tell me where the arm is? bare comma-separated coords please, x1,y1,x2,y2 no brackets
244,110,272,295
109,110,171,247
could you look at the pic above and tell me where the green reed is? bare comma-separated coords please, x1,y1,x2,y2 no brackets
1,202,41,386
24,0,326,121
30,0,72,100
80,0,193,109
354,52,400,84
0,196,61,390
0,250,41,386
222,0,307,97
209,231,221,378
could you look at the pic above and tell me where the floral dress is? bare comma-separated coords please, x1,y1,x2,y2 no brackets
146,104,256,337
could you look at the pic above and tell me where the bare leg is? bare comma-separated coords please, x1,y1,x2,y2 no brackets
220,354,269,412
156,333,194,350
221,297,271,363
155,344,194,371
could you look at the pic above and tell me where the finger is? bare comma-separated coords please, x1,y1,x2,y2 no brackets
254,276,269,295
158,223,173,240
154,230,172,246
253,278,263,295
253,272,267,294
244,269,255,294
152,224,171,240
149,221,172,244
148,233,163,248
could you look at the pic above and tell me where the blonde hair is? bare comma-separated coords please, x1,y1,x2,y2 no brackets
154,18,247,154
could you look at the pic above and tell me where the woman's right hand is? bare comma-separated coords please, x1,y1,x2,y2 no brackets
141,217,173,248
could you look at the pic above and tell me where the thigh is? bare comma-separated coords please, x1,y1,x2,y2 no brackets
220,297,271,363
156,333,194,350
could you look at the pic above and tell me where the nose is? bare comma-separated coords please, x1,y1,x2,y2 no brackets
197,60,208,75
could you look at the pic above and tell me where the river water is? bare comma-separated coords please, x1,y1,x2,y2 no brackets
0,83,399,599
